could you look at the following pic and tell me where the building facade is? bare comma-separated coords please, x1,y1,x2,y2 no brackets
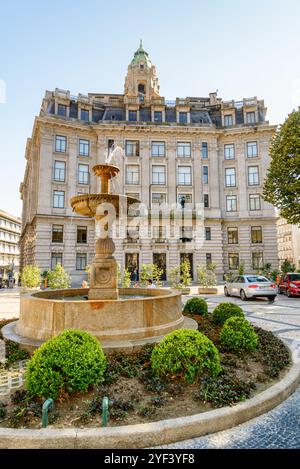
0,209,21,284
20,42,279,284
277,218,300,269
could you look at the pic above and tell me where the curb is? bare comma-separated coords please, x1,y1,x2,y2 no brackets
0,355,299,448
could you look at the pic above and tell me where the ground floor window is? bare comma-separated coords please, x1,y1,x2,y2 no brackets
76,253,87,270
228,253,239,270
51,253,62,269
153,253,167,281
252,252,263,269
180,253,193,280
125,253,139,281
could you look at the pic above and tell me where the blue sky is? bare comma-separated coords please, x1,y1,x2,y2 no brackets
1,0,300,216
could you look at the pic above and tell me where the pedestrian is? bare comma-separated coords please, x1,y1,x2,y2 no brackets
147,279,156,289
82,280,88,288
131,268,138,282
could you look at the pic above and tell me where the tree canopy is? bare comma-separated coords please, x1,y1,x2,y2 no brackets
263,110,300,224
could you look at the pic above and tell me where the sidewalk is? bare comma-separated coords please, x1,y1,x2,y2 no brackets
0,287,20,320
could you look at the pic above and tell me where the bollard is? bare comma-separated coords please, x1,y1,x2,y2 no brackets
102,396,109,427
42,398,54,428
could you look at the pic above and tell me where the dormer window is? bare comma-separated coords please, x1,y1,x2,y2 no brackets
138,83,145,94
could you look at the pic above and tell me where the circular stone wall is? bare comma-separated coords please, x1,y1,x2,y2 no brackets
4,288,196,353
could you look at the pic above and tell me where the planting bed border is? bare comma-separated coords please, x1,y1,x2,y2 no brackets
0,345,299,449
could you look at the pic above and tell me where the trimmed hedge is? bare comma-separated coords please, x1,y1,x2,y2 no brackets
183,297,208,316
212,302,244,325
151,329,221,383
25,330,107,399
220,317,258,351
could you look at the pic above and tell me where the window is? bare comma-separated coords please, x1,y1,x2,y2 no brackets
125,140,140,157
224,114,233,126
78,164,89,185
55,135,66,153
77,226,87,244
202,166,209,184
152,225,166,240
229,253,239,269
76,253,87,270
248,166,259,185
179,112,187,124
108,139,114,154
224,144,235,160
154,111,162,123
57,104,67,117
226,195,237,212
247,141,258,158
54,161,65,182
251,226,262,244
206,253,212,267
79,139,89,156
228,227,238,244
81,109,89,121
52,225,63,243
202,142,208,159
249,194,261,211
225,168,236,187
53,191,65,208
177,142,191,157
252,252,263,269
128,110,137,122
205,227,211,240
127,225,140,241
126,165,140,184
204,194,209,208
178,194,192,206
138,83,145,94
151,141,165,157
152,166,166,185
246,112,256,124
51,253,62,269
177,166,192,185
152,193,166,206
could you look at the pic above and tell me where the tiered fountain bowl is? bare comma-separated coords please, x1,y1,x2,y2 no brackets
3,163,197,354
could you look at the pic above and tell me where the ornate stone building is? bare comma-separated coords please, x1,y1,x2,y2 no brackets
20,42,278,284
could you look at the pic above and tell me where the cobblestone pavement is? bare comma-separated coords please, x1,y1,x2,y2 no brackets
159,291,300,449
0,288,20,320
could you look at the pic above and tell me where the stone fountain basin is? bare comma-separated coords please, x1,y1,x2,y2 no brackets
70,194,139,217
3,288,197,354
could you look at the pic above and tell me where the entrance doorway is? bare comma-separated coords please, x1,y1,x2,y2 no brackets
153,253,167,281
125,253,139,281
180,253,193,280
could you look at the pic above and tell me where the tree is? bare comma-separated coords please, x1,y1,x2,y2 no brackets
281,259,296,273
21,265,41,289
263,110,300,224
169,266,181,289
140,263,163,287
180,259,192,287
197,263,217,287
237,261,245,276
47,264,71,289
121,268,131,288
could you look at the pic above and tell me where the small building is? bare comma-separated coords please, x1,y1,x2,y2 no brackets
0,209,21,285
277,218,300,269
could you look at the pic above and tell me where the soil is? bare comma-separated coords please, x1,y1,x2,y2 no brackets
0,314,291,429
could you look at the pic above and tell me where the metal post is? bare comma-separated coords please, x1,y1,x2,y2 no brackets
42,398,54,428
102,396,109,427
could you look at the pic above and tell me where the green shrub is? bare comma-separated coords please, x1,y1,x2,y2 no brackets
151,329,221,384
25,330,106,399
21,265,41,289
47,264,71,289
220,317,258,351
212,302,244,325
183,297,208,316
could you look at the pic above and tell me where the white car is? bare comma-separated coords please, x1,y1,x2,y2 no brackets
224,275,277,301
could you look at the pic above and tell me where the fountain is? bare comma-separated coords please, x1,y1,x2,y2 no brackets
3,157,197,353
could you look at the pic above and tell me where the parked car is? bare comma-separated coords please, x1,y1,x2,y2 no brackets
278,273,300,297
224,275,277,301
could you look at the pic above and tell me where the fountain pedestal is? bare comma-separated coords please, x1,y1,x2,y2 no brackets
89,235,118,300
